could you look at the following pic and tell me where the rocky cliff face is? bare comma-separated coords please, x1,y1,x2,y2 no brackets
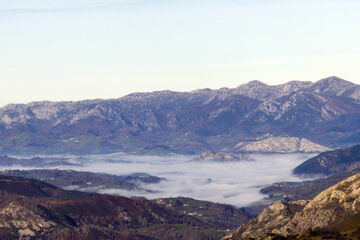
224,173,360,240
0,76,359,154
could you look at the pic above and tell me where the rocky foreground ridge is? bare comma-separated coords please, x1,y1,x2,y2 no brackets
223,173,360,240
1,76,360,154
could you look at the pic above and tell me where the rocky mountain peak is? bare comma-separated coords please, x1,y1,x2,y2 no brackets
233,80,312,101
278,80,312,92
308,76,360,98
240,80,269,88
315,76,354,86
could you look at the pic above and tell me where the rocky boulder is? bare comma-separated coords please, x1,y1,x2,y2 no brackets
199,151,253,162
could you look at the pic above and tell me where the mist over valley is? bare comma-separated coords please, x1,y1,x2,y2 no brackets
0,152,313,206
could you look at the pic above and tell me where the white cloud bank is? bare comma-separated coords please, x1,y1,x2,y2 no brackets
2,153,313,206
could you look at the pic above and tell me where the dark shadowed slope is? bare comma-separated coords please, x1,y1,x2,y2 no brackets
0,174,247,239
0,169,162,192
153,197,252,230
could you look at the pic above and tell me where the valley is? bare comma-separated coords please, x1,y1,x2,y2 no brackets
2,146,360,239
1,77,360,239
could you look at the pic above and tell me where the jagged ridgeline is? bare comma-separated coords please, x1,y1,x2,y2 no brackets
1,76,360,154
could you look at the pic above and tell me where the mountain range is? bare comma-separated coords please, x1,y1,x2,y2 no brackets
1,76,360,154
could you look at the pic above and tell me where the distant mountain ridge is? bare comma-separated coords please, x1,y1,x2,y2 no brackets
1,76,360,154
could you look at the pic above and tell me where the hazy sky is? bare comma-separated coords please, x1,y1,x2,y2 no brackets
1,0,359,107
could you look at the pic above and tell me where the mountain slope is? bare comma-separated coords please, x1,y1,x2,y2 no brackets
293,144,360,176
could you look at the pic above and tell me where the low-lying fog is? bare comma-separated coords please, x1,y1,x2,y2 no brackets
2,153,314,206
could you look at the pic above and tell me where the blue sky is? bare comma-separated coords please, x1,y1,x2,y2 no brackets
0,0,359,106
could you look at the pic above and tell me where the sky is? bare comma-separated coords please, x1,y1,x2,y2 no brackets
0,0,360,107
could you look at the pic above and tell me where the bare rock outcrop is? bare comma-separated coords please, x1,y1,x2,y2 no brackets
234,136,330,153
0,200,57,238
